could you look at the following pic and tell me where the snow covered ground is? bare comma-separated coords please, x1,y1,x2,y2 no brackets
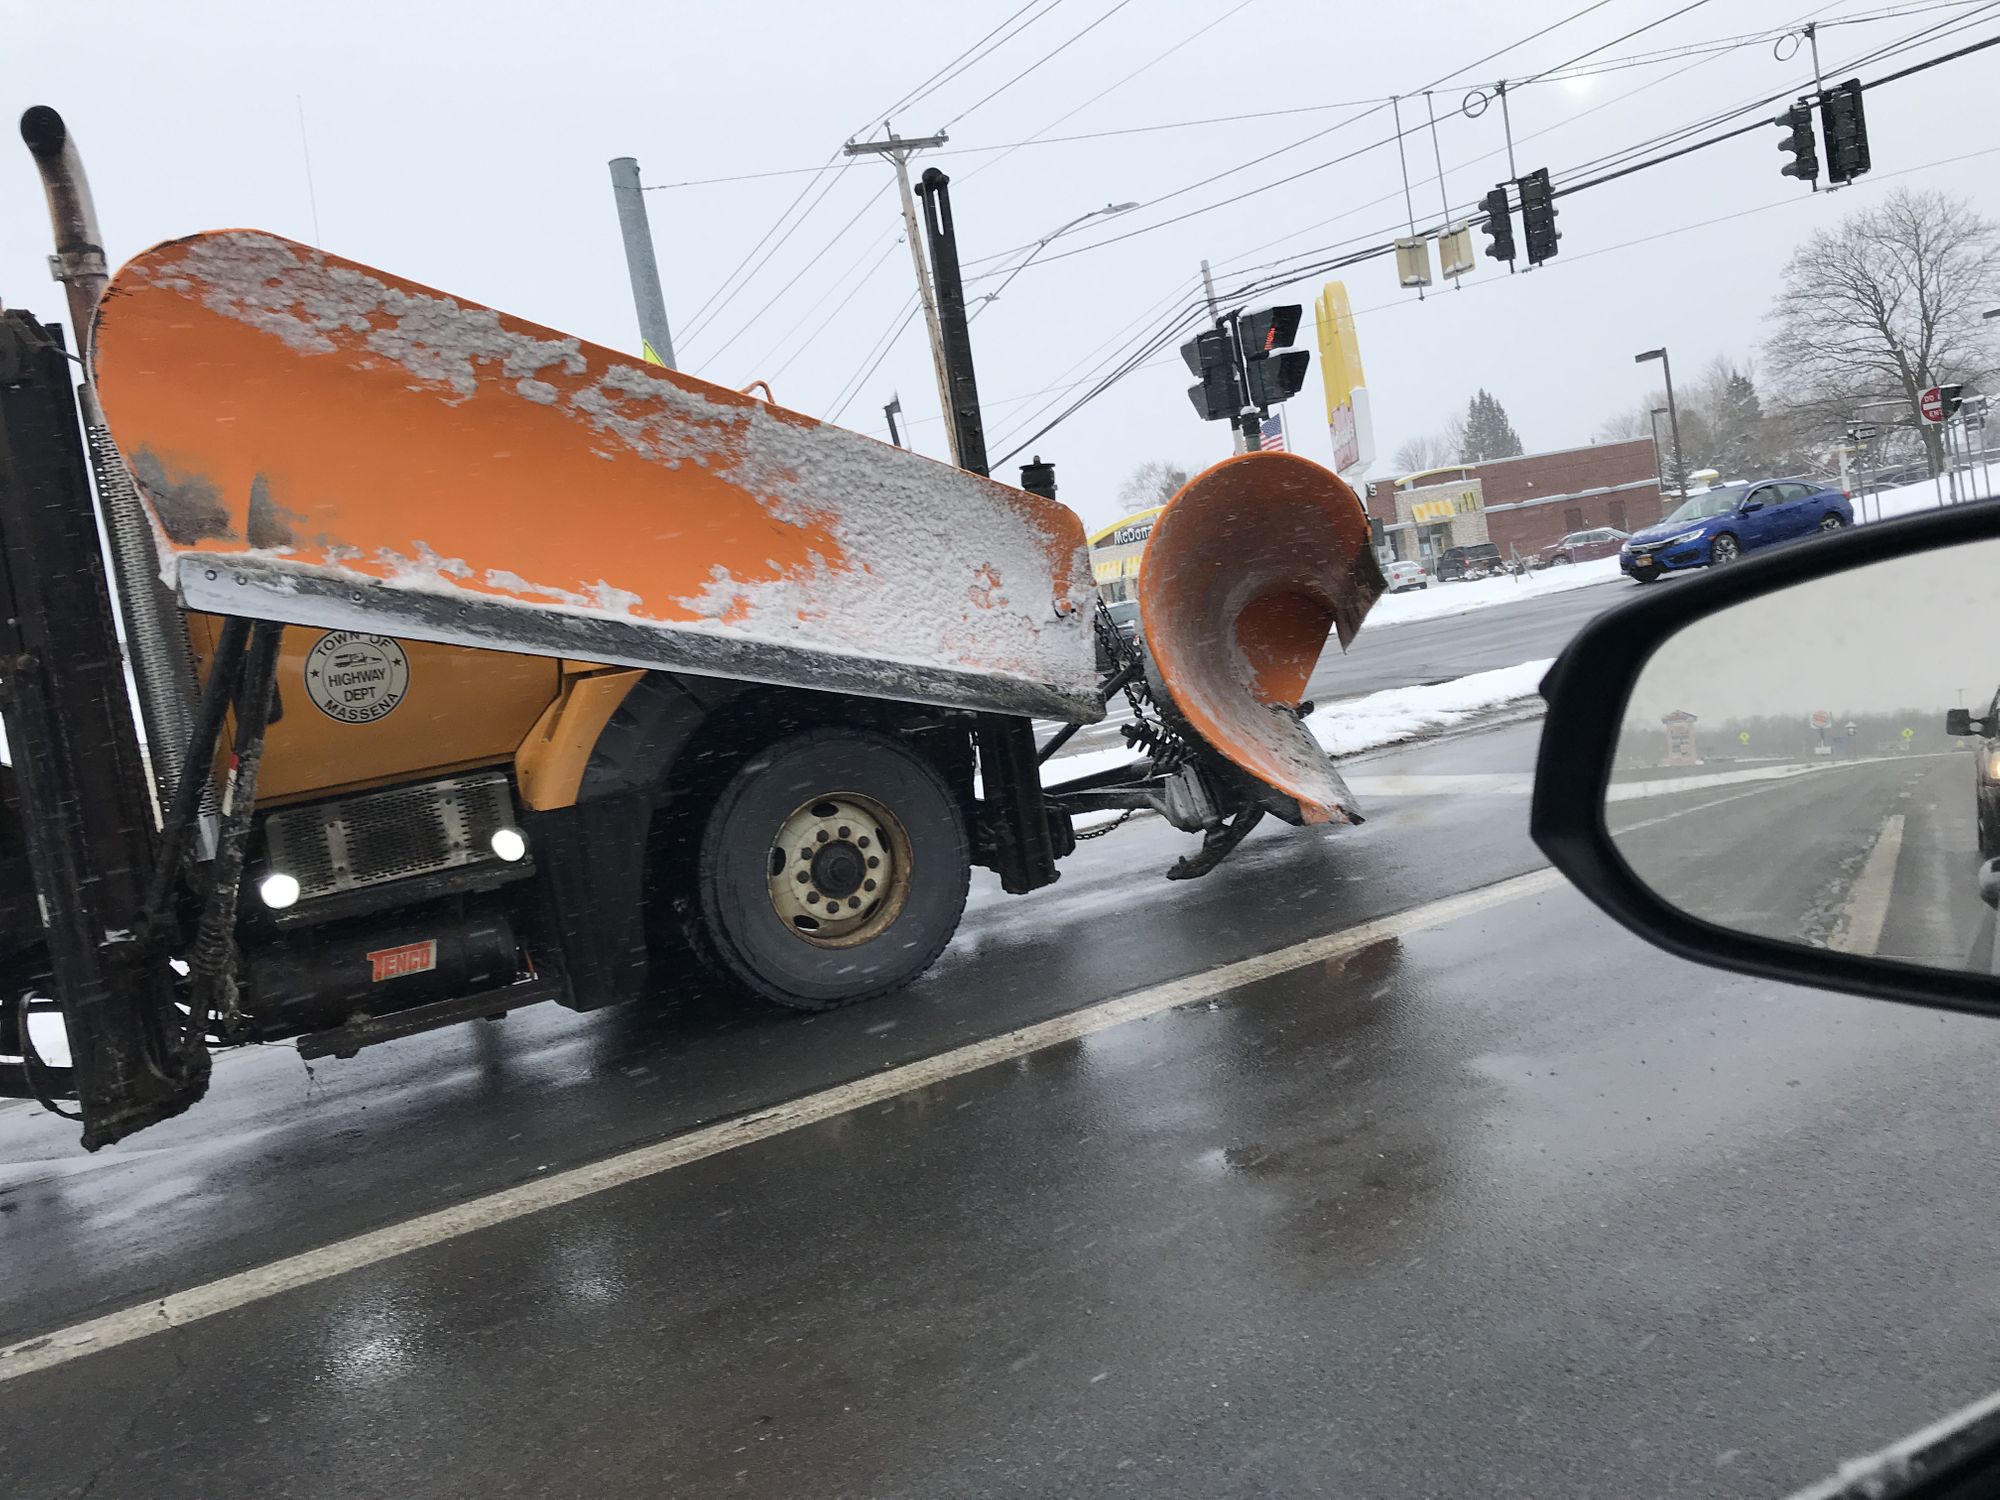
1366,557,1621,628
1857,472,1999,523
1307,658,1552,756
1044,656,1551,786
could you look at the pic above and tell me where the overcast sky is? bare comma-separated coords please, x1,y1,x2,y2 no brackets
8,0,2000,533
1623,537,2000,726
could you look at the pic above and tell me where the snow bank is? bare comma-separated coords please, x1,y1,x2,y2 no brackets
1307,658,1553,757
1366,556,1621,629
1858,473,2000,523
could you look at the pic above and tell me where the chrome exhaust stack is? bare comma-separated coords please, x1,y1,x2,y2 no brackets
20,106,205,828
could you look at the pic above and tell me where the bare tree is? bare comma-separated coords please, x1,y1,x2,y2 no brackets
1765,188,2000,474
1594,407,1654,442
1115,460,1192,509
1390,411,1467,474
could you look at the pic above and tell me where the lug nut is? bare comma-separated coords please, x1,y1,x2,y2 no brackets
837,826,851,839
867,856,880,869
807,892,820,905
796,871,809,884
816,830,829,843
863,879,876,892
858,836,870,849
848,897,861,910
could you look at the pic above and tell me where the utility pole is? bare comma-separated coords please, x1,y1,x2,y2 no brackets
845,128,957,464
607,157,677,369
1200,259,1246,454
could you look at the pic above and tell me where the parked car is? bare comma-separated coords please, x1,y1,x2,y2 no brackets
1383,560,1431,593
1435,542,1505,581
1103,597,1141,642
1619,477,1853,583
1537,527,1628,567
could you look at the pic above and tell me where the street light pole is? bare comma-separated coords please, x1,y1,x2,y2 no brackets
1635,348,1683,498
1647,406,1669,487
608,156,677,369
970,201,1140,319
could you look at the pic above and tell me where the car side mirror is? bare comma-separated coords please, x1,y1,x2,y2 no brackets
1532,503,2000,1016
1738,498,1763,513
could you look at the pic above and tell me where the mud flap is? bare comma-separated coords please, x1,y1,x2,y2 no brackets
1138,452,1385,826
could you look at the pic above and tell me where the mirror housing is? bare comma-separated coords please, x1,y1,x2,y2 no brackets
1532,502,2000,1019
1982,859,2000,913
1738,498,1764,513
1947,707,1984,737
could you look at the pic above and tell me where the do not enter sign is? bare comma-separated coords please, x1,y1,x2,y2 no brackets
1921,385,1946,423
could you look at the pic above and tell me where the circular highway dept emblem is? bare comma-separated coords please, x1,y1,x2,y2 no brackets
305,632,410,724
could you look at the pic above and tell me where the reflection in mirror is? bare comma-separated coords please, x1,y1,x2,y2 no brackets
1608,538,2000,977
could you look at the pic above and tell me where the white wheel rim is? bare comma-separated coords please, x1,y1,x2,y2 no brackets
766,792,912,949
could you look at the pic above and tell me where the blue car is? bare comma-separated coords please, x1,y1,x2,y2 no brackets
1620,477,1854,583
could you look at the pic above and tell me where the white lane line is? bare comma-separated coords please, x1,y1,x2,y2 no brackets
1609,780,1799,836
0,867,1566,1384
1831,813,1906,956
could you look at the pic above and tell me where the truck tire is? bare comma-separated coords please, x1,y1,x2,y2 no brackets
690,727,969,1010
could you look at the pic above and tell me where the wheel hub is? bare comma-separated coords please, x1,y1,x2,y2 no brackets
766,793,911,947
811,840,866,898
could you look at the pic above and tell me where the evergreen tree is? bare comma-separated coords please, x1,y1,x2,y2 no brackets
1709,366,1766,480
1461,389,1524,461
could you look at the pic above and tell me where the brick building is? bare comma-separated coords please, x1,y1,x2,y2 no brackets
1365,437,1668,565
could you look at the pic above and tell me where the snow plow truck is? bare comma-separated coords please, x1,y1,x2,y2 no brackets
0,108,1383,1148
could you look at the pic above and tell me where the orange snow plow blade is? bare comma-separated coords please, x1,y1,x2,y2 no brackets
1138,452,1385,825
90,232,1102,721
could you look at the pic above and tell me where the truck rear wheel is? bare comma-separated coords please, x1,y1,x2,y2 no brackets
691,727,969,1010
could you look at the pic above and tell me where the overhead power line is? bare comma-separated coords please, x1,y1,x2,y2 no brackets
959,0,1262,182
867,0,1057,128
942,0,1141,129
829,301,922,424
989,25,2000,459
689,180,893,366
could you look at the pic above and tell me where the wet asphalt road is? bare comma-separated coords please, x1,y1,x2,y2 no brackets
1610,752,1990,967
1308,575,1632,700
9,716,2000,1498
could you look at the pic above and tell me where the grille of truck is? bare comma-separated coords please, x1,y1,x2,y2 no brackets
263,771,518,902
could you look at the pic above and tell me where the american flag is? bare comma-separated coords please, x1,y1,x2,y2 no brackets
1258,412,1287,451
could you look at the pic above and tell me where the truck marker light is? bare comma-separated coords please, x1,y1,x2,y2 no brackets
258,872,301,910
490,827,528,862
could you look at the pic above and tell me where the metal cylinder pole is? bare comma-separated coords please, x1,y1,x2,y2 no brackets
608,157,677,370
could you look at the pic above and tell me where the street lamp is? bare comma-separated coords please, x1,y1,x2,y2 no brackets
971,201,1141,319
1647,405,1669,486
1635,347,1684,498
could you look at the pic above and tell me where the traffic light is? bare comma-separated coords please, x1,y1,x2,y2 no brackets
1480,186,1515,263
1517,168,1560,266
1236,304,1310,410
1181,327,1240,423
1820,79,1870,184
1777,100,1818,185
